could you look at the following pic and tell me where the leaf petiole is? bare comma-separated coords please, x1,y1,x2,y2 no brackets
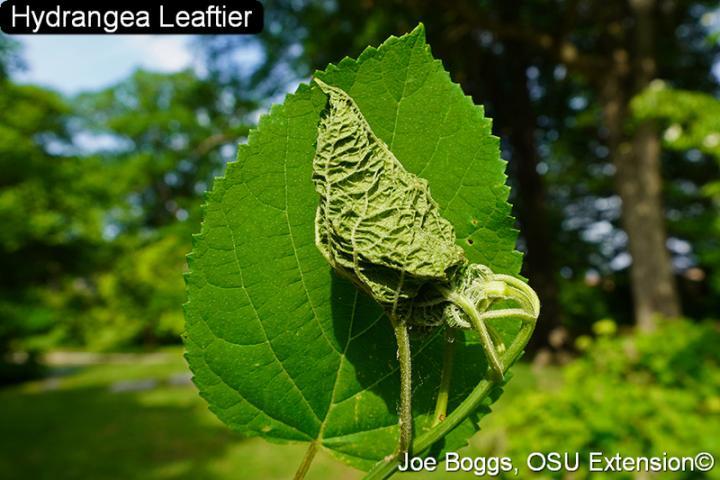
363,313,538,479
432,327,456,427
293,441,319,480
390,316,413,456
446,291,505,381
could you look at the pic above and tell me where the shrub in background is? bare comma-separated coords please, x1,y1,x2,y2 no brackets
501,318,720,479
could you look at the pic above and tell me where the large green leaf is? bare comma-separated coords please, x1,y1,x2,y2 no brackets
184,24,522,470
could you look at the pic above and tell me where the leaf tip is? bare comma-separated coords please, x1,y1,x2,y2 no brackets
412,22,426,39
312,76,331,94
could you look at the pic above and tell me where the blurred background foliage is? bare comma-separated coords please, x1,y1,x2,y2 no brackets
502,319,720,479
1,0,720,477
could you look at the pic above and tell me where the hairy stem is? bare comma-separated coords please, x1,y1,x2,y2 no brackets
447,292,504,381
391,316,413,455
486,322,506,354
494,274,541,317
293,441,318,480
432,328,456,427
363,316,537,480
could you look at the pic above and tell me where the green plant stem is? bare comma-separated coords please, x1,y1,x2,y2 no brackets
432,328,456,427
363,316,537,480
293,441,318,480
447,292,504,381
391,316,413,456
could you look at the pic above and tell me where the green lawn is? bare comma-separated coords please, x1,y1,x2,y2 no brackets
0,348,545,479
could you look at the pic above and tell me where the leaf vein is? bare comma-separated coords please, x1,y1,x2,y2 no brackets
282,116,342,356
219,206,324,425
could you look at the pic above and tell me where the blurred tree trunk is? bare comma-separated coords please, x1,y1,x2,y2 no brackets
497,2,562,349
445,0,683,330
601,0,680,330
426,4,563,351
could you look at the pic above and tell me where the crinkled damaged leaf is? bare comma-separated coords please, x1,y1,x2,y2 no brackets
184,24,523,471
312,78,465,307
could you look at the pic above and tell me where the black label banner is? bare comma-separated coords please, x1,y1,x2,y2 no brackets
0,0,264,34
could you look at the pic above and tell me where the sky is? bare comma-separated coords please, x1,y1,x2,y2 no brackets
15,35,196,94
